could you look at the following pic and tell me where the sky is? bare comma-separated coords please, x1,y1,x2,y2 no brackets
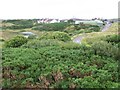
0,0,119,19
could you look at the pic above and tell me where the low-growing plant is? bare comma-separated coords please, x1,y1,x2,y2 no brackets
4,36,28,48
60,41,81,49
105,34,120,44
91,41,118,60
2,46,118,88
22,39,64,48
38,31,71,42
28,35,37,39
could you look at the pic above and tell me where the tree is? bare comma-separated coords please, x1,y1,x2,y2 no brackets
67,19,75,24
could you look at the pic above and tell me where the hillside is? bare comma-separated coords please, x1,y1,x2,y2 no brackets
1,20,119,88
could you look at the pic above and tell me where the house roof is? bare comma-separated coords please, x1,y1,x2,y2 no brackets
46,19,53,22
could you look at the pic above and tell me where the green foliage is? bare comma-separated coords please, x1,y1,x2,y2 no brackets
91,41,118,60
64,24,100,36
4,36,28,48
32,22,69,31
74,24,100,31
22,39,82,50
38,31,71,42
2,19,34,29
1,20,119,88
105,34,120,44
27,35,37,39
2,46,118,88
33,23,100,37
60,42,81,49
0,38,5,42
22,39,64,48
104,34,120,60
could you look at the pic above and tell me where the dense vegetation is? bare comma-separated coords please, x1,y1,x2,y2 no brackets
1,20,119,88
2,20,100,36
38,31,71,42
32,23,100,36
64,24,100,36
2,40,119,88
32,22,69,31
4,36,28,48
2,20,35,29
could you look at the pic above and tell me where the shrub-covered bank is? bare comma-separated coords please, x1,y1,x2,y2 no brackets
2,41,119,88
2,22,119,88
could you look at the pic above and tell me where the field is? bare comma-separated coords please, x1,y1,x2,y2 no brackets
1,20,119,88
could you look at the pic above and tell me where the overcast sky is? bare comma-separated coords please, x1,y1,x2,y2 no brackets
0,0,119,19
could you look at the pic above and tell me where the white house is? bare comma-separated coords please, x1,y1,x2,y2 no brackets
37,19,60,24
49,19,60,23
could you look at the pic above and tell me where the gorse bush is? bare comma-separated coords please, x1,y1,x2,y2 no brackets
91,41,118,59
2,46,118,88
4,36,28,48
105,34,120,44
2,21,119,88
22,39,64,48
38,31,71,42
60,42,81,49
22,39,82,50
104,34,120,60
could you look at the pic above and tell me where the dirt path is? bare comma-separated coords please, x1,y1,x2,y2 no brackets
73,22,112,43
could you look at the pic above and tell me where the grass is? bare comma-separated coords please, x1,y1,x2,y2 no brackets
2,21,119,88
0,28,56,48
0,41,4,48
1,22,14,27
0,28,45,41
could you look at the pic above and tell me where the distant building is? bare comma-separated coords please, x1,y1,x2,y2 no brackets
75,19,103,27
37,19,60,24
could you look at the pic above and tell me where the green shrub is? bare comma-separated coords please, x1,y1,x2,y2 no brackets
3,20,34,29
38,31,71,42
64,24,100,36
2,47,118,88
0,38,5,42
105,34,120,44
4,36,28,48
91,41,118,59
22,39,85,50
60,41,81,49
28,35,37,39
32,22,69,31
22,39,64,48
